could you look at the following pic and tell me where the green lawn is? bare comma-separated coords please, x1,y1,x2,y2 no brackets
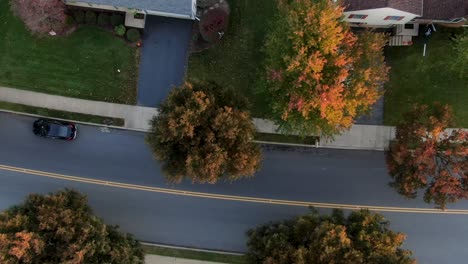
187,0,277,117
384,27,468,127
142,245,247,264
0,101,125,126
0,1,138,104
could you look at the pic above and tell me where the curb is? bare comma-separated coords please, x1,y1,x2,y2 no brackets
255,140,385,151
316,144,385,151
254,140,319,148
0,109,148,133
140,242,245,256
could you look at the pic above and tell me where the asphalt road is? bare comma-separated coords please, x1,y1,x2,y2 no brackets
1,112,467,263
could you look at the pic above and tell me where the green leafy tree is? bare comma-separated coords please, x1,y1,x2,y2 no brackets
261,0,388,136
147,81,262,184
387,103,468,209
451,29,468,77
247,208,414,264
0,189,144,264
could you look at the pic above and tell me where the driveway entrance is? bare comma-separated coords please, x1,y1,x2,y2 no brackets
137,16,193,107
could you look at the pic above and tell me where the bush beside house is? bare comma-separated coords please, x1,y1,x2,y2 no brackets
111,13,124,26
114,24,126,36
97,13,111,27
67,8,141,44
73,10,85,24
126,28,141,42
85,10,97,25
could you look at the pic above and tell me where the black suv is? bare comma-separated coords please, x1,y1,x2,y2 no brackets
33,119,77,141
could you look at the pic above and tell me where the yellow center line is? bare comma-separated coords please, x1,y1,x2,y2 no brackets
1,164,467,215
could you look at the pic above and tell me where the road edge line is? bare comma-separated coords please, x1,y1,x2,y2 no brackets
140,242,245,256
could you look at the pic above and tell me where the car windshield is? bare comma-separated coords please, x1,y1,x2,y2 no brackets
48,124,70,138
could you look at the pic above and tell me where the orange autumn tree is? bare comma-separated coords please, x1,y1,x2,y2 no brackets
387,103,468,209
146,81,262,184
0,190,144,264
247,208,415,264
262,0,388,136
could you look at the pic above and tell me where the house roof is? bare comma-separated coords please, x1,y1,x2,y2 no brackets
68,0,195,19
343,0,468,20
421,0,468,20
342,0,423,16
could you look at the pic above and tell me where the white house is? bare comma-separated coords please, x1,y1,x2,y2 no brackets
64,0,197,28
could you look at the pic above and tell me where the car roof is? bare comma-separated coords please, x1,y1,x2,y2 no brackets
48,123,70,138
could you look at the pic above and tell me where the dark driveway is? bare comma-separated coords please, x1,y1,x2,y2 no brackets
355,95,384,125
137,16,193,107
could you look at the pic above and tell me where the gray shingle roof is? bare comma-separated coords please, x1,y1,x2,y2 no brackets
71,0,195,18
343,0,423,16
343,0,468,20
421,0,468,20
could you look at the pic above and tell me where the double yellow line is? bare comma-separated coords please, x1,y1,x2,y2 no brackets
1,164,468,215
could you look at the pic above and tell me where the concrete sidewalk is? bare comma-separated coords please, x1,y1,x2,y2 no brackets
0,87,157,131
1,86,395,150
252,118,395,150
145,254,226,264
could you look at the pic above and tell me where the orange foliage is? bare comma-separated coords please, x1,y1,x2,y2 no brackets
0,190,144,263
387,103,468,209
147,82,262,184
264,0,389,135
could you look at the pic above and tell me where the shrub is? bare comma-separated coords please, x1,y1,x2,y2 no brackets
199,3,230,43
11,0,67,34
126,28,141,42
97,13,111,27
197,0,220,8
111,13,124,26
114,24,126,36
85,11,97,25
73,10,85,24
66,15,75,26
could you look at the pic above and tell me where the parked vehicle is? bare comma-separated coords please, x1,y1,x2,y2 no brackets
33,119,77,141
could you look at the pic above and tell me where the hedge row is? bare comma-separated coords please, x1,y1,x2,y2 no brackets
97,13,110,27
73,10,121,26
71,10,141,42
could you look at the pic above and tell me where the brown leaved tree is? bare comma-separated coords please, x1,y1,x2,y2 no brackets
247,208,415,264
262,0,389,136
11,0,68,34
0,189,144,264
387,103,468,209
146,81,262,184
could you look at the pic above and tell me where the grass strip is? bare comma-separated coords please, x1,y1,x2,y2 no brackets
142,245,247,264
0,101,124,126
255,132,318,145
